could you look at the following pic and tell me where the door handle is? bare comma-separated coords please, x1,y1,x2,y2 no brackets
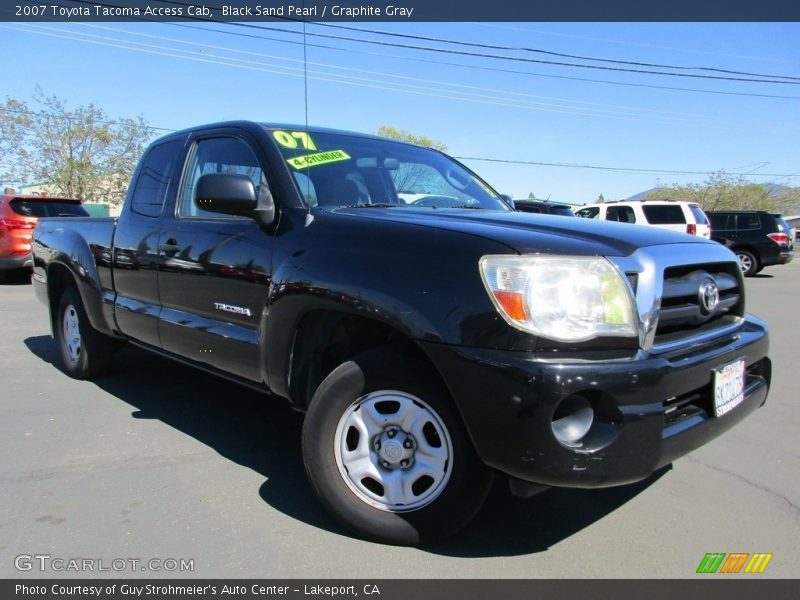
159,239,181,256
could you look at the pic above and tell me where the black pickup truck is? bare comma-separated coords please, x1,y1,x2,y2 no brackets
32,121,771,545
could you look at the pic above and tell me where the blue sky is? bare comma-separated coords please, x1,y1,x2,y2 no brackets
1,21,798,203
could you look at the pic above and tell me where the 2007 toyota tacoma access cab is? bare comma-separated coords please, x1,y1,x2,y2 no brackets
32,121,771,545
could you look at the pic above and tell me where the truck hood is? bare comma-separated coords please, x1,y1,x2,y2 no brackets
330,207,715,257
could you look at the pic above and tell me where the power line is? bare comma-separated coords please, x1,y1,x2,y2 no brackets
9,2,799,100
455,156,798,178
308,21,800,82
12,23,789,135
473,23,800,67
186,21,800,85
54,0,800,85
159,0,800,82
74,23,774,128
0,106,174,132
157,21,800,100
2,106,796,180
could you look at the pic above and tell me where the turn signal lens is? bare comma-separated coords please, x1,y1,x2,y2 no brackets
492,290,527,321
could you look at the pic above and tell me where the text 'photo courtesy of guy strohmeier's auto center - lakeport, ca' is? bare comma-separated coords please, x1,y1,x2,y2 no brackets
0,0,799,597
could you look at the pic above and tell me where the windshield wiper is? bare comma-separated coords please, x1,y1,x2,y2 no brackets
341,203,407,208
451,205,484,209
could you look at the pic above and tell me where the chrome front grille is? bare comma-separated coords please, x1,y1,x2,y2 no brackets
656,263,743,335
610,243,746,353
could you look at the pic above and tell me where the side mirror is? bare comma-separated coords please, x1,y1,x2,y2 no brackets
194,173,274,225
499,194,515,209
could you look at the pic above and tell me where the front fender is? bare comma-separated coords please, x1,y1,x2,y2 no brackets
264,210,519,399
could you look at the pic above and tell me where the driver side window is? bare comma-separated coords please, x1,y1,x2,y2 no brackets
180,137,265,219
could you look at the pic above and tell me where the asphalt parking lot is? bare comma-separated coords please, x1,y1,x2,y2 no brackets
1,262,798,579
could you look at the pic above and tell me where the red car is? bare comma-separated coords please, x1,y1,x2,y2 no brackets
0,194,88,276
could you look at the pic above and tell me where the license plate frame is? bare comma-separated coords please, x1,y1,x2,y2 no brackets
713,359,746,417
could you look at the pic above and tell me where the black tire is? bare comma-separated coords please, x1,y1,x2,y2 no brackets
56,287,114,379
302,347,493,546
736,250,759,277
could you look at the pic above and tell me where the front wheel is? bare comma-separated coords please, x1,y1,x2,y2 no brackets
302,348,493,546
736,250,759,277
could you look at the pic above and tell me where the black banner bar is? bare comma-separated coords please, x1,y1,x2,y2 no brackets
3,0,800,22
4,580,800,600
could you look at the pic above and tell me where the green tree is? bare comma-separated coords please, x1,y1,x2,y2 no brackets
0,89,154,206
645,171,799,212
597,193,605,203
528,192,536,199
375,125,447,151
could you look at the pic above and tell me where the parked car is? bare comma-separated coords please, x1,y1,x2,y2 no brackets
0,194,87,277
514,199,575,216
706,210,794,276
32,121,770,545
574,200,711,238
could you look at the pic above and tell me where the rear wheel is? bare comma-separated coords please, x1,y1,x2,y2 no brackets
56,287,114,379
302,348,493,546
736,250,758,277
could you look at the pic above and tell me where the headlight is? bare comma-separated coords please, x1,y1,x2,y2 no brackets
479,255,638,342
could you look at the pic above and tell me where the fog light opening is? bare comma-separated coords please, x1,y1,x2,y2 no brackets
552,394,594,448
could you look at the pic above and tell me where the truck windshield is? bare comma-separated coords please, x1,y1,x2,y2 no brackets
267,128,509,211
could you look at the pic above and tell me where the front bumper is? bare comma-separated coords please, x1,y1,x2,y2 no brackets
422,316,770,488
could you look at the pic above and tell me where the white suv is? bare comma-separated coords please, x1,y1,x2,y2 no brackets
574,200,711,238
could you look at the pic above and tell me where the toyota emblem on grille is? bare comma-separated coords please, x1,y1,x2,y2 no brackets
699,279,720,314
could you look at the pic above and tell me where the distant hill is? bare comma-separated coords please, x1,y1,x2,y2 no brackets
626,188,657,201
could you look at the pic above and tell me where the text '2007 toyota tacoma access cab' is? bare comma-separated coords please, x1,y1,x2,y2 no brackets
32,121,771,545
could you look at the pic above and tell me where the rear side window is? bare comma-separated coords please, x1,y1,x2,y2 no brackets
606,205,636,223
130,140,182,218
772,215,792,237
689,206,708,225
708,214,731,230
736,214,761,230
642,205,686,224
575,207,599,219
9,200,88,217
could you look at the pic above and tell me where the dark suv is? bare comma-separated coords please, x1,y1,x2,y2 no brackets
707,210,794,276
514,199,575,216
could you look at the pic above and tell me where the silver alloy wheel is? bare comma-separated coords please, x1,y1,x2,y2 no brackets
737,252,754,273
334,390,453,512
62,304,82,365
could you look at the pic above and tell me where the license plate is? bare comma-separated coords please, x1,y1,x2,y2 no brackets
713,360,746,417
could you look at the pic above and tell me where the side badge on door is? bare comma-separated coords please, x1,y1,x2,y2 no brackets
213,302,252,317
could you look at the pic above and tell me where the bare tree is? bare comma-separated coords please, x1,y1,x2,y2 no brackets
0,89,154,206
375,125,449,194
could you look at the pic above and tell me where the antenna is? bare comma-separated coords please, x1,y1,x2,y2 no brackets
302,3,314,227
